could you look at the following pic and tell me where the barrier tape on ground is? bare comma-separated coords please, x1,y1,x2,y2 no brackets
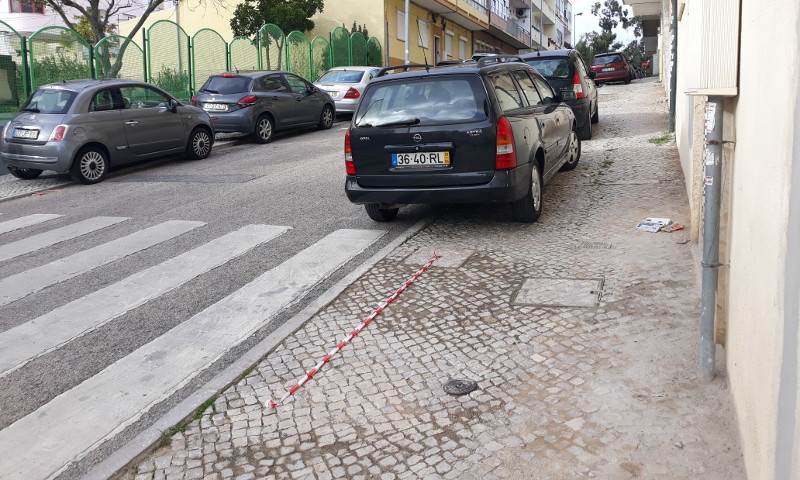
268,251,440,409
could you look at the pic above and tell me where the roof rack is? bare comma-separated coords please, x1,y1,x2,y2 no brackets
435,60,464,66
377,64,431,77
476,55,524,67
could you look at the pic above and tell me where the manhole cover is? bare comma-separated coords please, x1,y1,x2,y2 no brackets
444,379,478,396
580,241,613,249
512,277,604,307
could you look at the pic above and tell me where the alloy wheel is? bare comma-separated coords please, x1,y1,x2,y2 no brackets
193,131,211,157
80,151,106,181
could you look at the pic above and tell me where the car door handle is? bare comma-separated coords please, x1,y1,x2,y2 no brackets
125,120,138,126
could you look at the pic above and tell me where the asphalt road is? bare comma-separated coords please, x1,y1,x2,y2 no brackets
0,118,438,477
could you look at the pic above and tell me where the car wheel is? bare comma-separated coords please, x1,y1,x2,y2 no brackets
624,73,632,84
254,115,274,144
577,113,592,140
511,162,543,223
317,105,334,130
186,127,212,160
70,146,108,184
591,106,599,124
364,203,399,222
560,128,582,172
7,167,43,180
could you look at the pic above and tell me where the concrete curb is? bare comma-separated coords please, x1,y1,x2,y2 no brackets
82,213,438,480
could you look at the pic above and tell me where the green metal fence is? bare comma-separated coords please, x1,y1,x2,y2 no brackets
0,21,383,108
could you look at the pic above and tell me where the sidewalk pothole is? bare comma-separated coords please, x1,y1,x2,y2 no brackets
512,277,604,307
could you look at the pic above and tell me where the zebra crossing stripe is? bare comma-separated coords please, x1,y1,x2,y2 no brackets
0,228,385,480
0,216,128,262
0,213,63,235
0,220,205,307
0,224,291,378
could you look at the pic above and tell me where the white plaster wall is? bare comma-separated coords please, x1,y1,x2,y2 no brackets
725,1,800,478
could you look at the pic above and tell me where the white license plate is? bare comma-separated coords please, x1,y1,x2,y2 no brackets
328,91,339,98
203,103,227,111
12,128,38,139
392,151,450,168
602,67,614,72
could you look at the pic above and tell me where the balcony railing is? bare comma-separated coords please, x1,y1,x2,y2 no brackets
463,0,489,15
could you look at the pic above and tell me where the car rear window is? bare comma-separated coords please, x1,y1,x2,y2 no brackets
354,76,487,127
525,58,572,79
201,76,252,94
317,70,365,83
593,54,623,65
20,88,76,114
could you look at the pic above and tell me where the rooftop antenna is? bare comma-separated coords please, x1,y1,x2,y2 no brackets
416,21,430,72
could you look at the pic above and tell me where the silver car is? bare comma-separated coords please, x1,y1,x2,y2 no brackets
0,79,214,184
313,66,381,114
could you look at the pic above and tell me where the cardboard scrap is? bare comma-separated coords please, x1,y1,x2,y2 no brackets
636,217,684,233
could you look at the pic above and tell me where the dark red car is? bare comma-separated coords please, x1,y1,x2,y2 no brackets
590,52,636,84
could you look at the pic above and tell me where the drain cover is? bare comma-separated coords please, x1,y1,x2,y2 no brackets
444,379,478,396
512,277,604,307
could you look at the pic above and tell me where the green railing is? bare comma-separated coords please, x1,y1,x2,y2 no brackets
0,20,383,109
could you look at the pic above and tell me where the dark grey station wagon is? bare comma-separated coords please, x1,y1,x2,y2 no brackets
1,79,214,184
344,56,581,223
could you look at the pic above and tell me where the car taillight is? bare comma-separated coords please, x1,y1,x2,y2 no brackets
495,116,516,169
344,88,360,99
49,125,67,141
221,74,235,78
191,95,196,106
237,95,257,109
573,71,584,99
344,127,355,174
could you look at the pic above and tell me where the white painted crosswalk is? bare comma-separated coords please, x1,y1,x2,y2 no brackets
0,213,62,235
0,213,385,480
0,216,128,262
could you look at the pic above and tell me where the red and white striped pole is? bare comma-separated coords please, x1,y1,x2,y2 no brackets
268,251,439,409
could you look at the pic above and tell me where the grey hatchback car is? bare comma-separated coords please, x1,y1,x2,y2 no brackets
193,71,336,143
0,79,214,184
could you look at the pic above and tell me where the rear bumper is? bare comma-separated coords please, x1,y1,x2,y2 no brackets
566,99,591,125
345,164,531,205
207,111,255,134
333,98,360,114
593,70,629,82
0,140,77,172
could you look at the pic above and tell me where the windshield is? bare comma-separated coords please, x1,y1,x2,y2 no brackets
354,76,488,127
525,58,571,79
21,88,76,114
317,70,365,83
201,76,252,94
593,54,622,65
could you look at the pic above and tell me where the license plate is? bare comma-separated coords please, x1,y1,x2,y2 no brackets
203,103,227,111
392,151,450,168
602,67,614,72
328,91,339,98
12,128,38,139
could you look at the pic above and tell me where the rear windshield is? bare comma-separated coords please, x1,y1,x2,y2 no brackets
593,54,622,65
20,88,76,114
354,76,488,127
200,76,252,94
525,58,572,78
317,70,365,83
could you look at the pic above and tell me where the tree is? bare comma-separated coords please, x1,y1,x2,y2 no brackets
72,11,114,44
344,21,368,40
576,1,640,64
230,0,325,38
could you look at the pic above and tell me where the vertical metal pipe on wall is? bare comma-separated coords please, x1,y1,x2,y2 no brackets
669,0,678,131
405,0,410,63
699,96,724,383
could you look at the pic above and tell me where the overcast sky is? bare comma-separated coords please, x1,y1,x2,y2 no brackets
569,0,636,46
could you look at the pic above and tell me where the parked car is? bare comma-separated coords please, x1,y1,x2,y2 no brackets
345,55,580,223
313,66,381,115
0,79,213,184
520,49,599,140
193,71,335,143
590,52,636,84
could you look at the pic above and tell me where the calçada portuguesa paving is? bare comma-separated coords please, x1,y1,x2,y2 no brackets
122,78,744,480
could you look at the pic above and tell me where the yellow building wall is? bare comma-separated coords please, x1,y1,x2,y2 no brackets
119,1,237,41
384,0,474,65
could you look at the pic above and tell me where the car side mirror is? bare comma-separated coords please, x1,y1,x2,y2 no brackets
588,71,597,79
169,98,179,113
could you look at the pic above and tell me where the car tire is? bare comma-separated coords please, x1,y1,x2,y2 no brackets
254,114,274,144
559,128,582,172
7,167,43,180
70,146,108,184
511,162,543,223
591,106,599,124
317,105,334,130
577,114,592,140
624,73,632,84
186,127,212,160
365,203,399,222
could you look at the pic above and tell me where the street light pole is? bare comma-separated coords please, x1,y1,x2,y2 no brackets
573,12,583,46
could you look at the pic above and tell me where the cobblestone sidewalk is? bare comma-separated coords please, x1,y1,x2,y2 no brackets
122,79,744,480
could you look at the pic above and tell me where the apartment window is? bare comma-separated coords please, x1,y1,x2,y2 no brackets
459,36,467,60
9,0,44,13
396,9,406,41
556,30,563,46
417,19,429,48
445,31,454,59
